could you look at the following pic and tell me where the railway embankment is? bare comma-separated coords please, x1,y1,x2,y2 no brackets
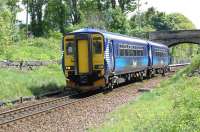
0,64,65,102
93,55,200,131
0,72,172,132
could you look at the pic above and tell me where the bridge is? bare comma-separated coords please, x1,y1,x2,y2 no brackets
149,30,200,47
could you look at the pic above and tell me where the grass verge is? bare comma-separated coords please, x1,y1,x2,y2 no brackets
92,56,200,132
0,64,65,101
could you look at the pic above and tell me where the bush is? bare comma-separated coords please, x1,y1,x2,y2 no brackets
0,64,65,101
0,37,62,60
0,8,13,55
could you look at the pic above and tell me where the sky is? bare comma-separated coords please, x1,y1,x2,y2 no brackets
17,0,200,29
141,0,200,29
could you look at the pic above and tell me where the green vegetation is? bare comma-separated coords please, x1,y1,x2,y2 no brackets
170,43,200,61
0,2,199,130
0,37,61,60
92,55,200,131
130,7,199,58
0,65,65,101
0,0,199,61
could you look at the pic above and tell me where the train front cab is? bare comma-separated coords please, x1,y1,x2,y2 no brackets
64,33,105,92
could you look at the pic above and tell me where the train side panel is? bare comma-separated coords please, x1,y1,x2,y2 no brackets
104,38,149,77
151,46,169,68
148,41,169,75
114,40,149,75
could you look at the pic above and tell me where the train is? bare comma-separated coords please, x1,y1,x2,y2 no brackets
62,28,169,92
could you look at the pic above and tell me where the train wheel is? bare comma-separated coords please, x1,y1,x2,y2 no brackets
147,70,152,79
162,69,166,76
139,73,144,81
108,83,114,91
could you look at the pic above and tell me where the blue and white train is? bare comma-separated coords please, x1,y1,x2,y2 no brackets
62,28,169,92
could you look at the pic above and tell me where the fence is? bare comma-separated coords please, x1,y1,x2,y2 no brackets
0,60,61,70
170,56,191,65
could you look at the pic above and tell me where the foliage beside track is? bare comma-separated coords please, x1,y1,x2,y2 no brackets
93,55,200,131
0,37,62,61
0,64,65,101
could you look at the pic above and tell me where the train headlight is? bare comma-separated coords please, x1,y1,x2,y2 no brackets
66,66,70,70
66,66,74,70
94,65,104,69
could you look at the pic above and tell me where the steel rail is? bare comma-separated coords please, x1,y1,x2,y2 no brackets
0,96,71,116
0,93,102,126
0,71,176,126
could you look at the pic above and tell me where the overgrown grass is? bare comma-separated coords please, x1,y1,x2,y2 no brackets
92,55,200,132
0,37,62,61
0,64,65,101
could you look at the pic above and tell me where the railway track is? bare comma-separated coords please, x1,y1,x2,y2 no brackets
0,69,179,127
0,93,102,127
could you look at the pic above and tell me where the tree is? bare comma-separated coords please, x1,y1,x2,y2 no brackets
43,0,69,34
118,0,136,13
130,7,177,37
23,0,47,37
167,13,195,30
64,0,81,25
104,7,130,34
6,0,21,41
0,4,14,56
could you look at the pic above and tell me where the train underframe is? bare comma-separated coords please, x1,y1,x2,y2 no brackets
66,66,169,92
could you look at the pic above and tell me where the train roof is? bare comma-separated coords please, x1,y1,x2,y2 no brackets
72,28,147,44
71,28,168,48
147,41,168,48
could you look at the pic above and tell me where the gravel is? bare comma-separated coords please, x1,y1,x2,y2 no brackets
0,74,173,132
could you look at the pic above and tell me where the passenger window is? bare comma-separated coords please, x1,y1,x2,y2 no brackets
93,41,102,54
125,49,128,56
120,49,124,56
66,42,74,55
129,49,133,56
141,50,144,56
133,50,136,56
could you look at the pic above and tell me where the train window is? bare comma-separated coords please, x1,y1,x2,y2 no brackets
66,42,74,55
141,50,144,56
133,50,136,56
155,51,158,56
93,41,102,54
136,50,139,56
139,50,143,56
128,49,131,56
125,49,128,56
130,49,134,56
120,49,125,56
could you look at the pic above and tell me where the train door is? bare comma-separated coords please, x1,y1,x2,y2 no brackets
109,40,115,72
77,39,89,74
148,45,153,66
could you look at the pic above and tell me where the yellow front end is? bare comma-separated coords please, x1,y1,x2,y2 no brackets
64,33,105,92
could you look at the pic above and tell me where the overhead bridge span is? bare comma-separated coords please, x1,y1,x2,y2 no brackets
149,30,200,47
